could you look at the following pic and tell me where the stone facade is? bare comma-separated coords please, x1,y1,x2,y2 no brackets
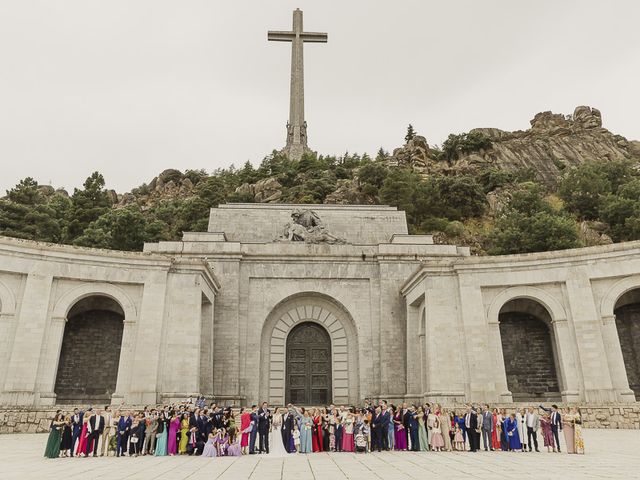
0,203,640,414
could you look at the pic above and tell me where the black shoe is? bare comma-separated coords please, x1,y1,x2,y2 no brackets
535,449,540,452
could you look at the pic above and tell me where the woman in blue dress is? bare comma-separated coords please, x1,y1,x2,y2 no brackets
506,413,522,451
154,415,168,456
295,407,314,453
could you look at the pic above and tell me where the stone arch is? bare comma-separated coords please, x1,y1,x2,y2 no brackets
52,282,137,322
487,286,567,325
54,294,126,404
260,292,359,405
497,296,562,401
0,280,16,316
600,276,640,321
612,287,640,397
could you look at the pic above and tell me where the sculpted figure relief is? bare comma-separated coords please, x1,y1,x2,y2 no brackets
278,209,346,244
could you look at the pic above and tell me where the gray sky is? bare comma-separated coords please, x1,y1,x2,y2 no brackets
1,0,639,194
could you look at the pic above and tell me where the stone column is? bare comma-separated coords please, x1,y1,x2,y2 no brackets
565,270,617,402
486,320,513,403
34,315,67,405
1,273,53,405
405,301,422,399
601,314,636,402
120,274,167,405
549,318,581,402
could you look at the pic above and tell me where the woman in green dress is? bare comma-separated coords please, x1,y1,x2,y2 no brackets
417,406,429,452
44,411,64,458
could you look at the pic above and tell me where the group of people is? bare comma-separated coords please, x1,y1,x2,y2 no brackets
44,397,586,459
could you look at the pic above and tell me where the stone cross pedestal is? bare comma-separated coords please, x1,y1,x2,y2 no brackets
268,9,327,160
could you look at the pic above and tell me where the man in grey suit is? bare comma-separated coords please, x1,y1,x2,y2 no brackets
481,404,493,451
525,406,540,452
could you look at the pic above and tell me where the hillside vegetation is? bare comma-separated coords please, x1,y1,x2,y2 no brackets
1,106,639,255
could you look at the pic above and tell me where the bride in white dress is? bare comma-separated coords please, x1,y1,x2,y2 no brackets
269,407,289,457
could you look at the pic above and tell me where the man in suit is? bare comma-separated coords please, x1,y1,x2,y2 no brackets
249,405,259,454
401,403,411,448
334,406,344,452
88,409,105,457
481,404,493,451
116,411,132,457
100,406,113,457
70,408,83,457
407,405,420,451
370,406,383,452
540,404,562,452
525,406,540,452
465,405,479,452
143,411,158,455
282,405,294,453
257,402,271,454
380,402,391,451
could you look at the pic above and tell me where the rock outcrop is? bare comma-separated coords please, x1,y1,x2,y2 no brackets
388,106,639,185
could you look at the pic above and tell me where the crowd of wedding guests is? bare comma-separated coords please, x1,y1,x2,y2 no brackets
44,396,586,459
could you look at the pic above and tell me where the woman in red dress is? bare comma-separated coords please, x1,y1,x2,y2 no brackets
312,409,323,452
75,411,91,456
240,408,251,455
491,408,501,450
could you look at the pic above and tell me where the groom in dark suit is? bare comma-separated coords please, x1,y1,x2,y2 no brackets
258,402,271,454
282,405,294,453
70,408,83,457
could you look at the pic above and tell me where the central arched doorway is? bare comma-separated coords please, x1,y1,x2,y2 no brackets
54,295,125,404
286,322,332,405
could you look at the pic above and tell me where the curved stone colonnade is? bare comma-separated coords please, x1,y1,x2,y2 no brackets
403,241,640,405
0,212,640,408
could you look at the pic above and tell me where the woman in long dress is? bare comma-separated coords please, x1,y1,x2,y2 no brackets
540,414,555,452
154,415,168,456
312,409,323,452
498,409,508,451
215,429,229,456
179,413,190,454
516,409,527,453
393,410,407,451
562,408,575,454
75,412,91,457
491,409,500,450
506,413,522,452
417,407,429,451
270,408,289,457
387,406,395,450
227,433,242,456
342,411,355,452
44,411,64,458
571,407,585,454
297,408,313,453
167,412,180,455
440,409,452,452
202,432,217,457
239,408,250,454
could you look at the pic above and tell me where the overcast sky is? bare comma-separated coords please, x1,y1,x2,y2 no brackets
1,0,639,194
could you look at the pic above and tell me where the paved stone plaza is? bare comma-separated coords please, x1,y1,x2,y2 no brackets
2,429,638,480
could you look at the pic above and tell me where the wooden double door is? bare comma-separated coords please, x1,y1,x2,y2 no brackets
285,322,332,405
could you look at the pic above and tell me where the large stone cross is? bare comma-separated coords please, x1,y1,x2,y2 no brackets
268,9,327,160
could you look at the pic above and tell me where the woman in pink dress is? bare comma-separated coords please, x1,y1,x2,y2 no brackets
393,409,407,451
167,412,180,455
341,412,355,452
540,414,555,452
75,413,90,456
240,408,251,454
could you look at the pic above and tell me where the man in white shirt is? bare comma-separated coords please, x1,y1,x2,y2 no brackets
525,406,540,452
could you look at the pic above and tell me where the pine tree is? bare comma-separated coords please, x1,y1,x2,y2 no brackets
405,124,416,143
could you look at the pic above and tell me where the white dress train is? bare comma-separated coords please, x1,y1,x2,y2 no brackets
269,415,289,457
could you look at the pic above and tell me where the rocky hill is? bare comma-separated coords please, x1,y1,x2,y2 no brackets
388,105,640,186
2,105,640,255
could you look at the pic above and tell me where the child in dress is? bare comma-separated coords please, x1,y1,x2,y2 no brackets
293,425,301,453
453,424,464,451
